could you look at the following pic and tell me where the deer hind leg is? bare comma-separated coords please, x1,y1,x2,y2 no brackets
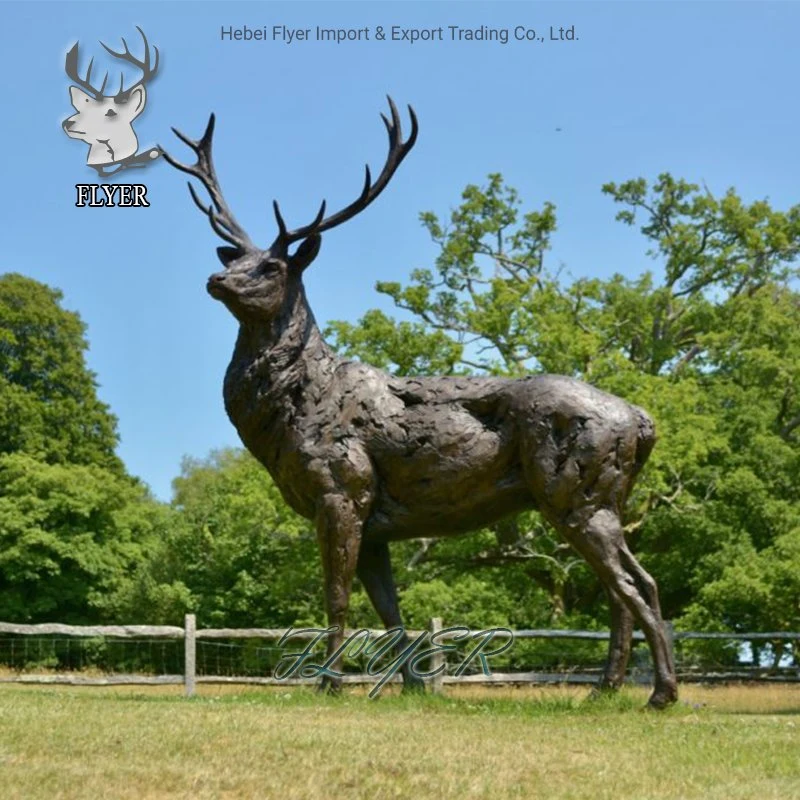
523,405,671,705
559,508,677,708
594,587,635,694
357,539,425,692
315,492,364,694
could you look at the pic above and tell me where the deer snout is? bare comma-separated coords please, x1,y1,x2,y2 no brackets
62,117,85,136
207,272,228,296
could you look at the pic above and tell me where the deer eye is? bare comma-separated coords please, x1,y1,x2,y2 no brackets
105,109,117,117
260,264,277,277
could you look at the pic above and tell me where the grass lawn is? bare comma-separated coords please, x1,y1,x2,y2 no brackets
1,683,799,799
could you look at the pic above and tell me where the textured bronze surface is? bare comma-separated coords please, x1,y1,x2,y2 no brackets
164,100,677,707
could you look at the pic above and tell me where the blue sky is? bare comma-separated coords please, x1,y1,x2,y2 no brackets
1,1,798,501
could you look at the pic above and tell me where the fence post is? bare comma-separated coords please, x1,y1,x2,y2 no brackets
430,617,444,695
184,613,196,697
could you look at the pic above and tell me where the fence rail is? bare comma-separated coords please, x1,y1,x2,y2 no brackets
0,623,185,638
1,617,798,695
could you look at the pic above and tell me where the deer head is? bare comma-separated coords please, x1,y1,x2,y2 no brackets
63,26,159,166
162,98,418,326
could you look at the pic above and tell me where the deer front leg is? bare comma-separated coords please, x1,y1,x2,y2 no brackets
315,492,363,694
357,539,425,693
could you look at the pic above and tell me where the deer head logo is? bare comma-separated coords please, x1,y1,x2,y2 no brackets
63,26,161,178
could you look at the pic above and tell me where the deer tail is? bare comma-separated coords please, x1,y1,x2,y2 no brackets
631,405,657,484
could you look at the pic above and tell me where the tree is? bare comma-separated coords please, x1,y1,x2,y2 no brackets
0,452,173,623
0,273,176,624
0,273,121,470
326,173,800,629
159,449,324,628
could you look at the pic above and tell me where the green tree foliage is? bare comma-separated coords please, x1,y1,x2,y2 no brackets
326,173,800,631
3,169,798,640
150,449,324,628
0,452,173,623
0,274,169,624
0,273,121,470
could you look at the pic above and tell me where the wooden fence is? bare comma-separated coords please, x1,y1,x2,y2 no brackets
1,616,798,696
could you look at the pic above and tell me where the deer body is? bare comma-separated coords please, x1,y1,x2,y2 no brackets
165,100,678,708
225,313,653,542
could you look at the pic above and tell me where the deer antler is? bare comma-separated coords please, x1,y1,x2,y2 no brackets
272,96,419,249
100,25,159,102
65,42,109,100
161,114,256,252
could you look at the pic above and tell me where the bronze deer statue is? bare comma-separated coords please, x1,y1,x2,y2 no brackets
164,98,678,708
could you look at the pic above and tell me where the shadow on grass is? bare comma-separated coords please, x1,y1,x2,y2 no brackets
96,685,692,719
729,709,800,716
14,683,800,715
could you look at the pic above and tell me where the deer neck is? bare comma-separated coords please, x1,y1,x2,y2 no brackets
226,282,336,409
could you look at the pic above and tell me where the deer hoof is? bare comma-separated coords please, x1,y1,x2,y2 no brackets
317,676,343,695
646,686,678,710
401,675,426,694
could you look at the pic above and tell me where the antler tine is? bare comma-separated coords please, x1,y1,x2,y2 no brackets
272,200,289,241
138,25,160,75
272,198,327,247
65,43,105,100
187,182,246,247
162,114,256,252
310,199,327,228
101,25,159,99
380,95,402,148
273,96,418,248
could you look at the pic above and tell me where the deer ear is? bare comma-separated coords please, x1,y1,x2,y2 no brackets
69,85,92,109
290,234,322,272
216,246,241,267
126,85,147,119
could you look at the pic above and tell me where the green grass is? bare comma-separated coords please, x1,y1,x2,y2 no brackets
1,683,799,799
